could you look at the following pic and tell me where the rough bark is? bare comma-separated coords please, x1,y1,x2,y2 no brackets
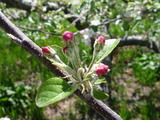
0,11,123,120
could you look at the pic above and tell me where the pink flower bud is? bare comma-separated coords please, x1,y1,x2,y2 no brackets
41,47,50,54
97,36,105,44
94,36,106,52
62,46,69,54
62,31,74,42
95,64,109,76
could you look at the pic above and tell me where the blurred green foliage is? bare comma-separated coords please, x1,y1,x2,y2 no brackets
131,53,160,85
112,47,160,120
0,82,46,120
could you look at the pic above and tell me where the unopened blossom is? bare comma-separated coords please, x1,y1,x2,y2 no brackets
94,36,106,52
62,46,69,54
95,64,109,76
42,47,50,54
62,31,74,43
41,46,56,57
97,36,105,44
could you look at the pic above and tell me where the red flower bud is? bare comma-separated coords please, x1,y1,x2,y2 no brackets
62,46,69,54
62,31,74,42
97,36,105,44
95,64,109,76
41,47,50,54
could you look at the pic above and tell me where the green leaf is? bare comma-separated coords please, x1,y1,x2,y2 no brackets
36,77,78,107
92,90,109,100
94,78,106,85
95,39,120,63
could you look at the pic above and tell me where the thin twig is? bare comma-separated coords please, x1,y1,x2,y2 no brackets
98,18,121,26
17,25,61,36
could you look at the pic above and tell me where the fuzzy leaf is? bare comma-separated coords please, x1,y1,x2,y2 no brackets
36,77,78,107
95,39,120,63
50,45,68,64
92,90,109,100
94,78,106,85
52,62,77,79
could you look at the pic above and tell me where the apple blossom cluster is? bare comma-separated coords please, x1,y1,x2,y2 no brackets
41,31,111,94
36,30,120,107
42,31,109,76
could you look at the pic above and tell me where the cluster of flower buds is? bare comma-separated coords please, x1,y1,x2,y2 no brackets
62,31,76,56
41,31,109,79
89,35,109,76
37,29,120,104
62,31,82,71
61,31,74,55
36,30,120,108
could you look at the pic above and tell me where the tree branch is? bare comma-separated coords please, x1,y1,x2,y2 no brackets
0,11,122,120
0,0,61,12
17,25,61,36
0,0,36,11
119,36,160,53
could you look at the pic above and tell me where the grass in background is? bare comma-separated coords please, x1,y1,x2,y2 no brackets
112,47,160,120
131,53,160,85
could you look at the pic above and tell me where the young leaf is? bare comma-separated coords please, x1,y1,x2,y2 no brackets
36,77,78,107
94,78,106,85
95,39,120,63
52,62,77,80
50,45,68,64
92,90,109,100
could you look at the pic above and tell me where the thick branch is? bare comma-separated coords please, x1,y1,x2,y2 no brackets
0,0,59,13
119,36,160,53
0,0,36,11
0,11,122,120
